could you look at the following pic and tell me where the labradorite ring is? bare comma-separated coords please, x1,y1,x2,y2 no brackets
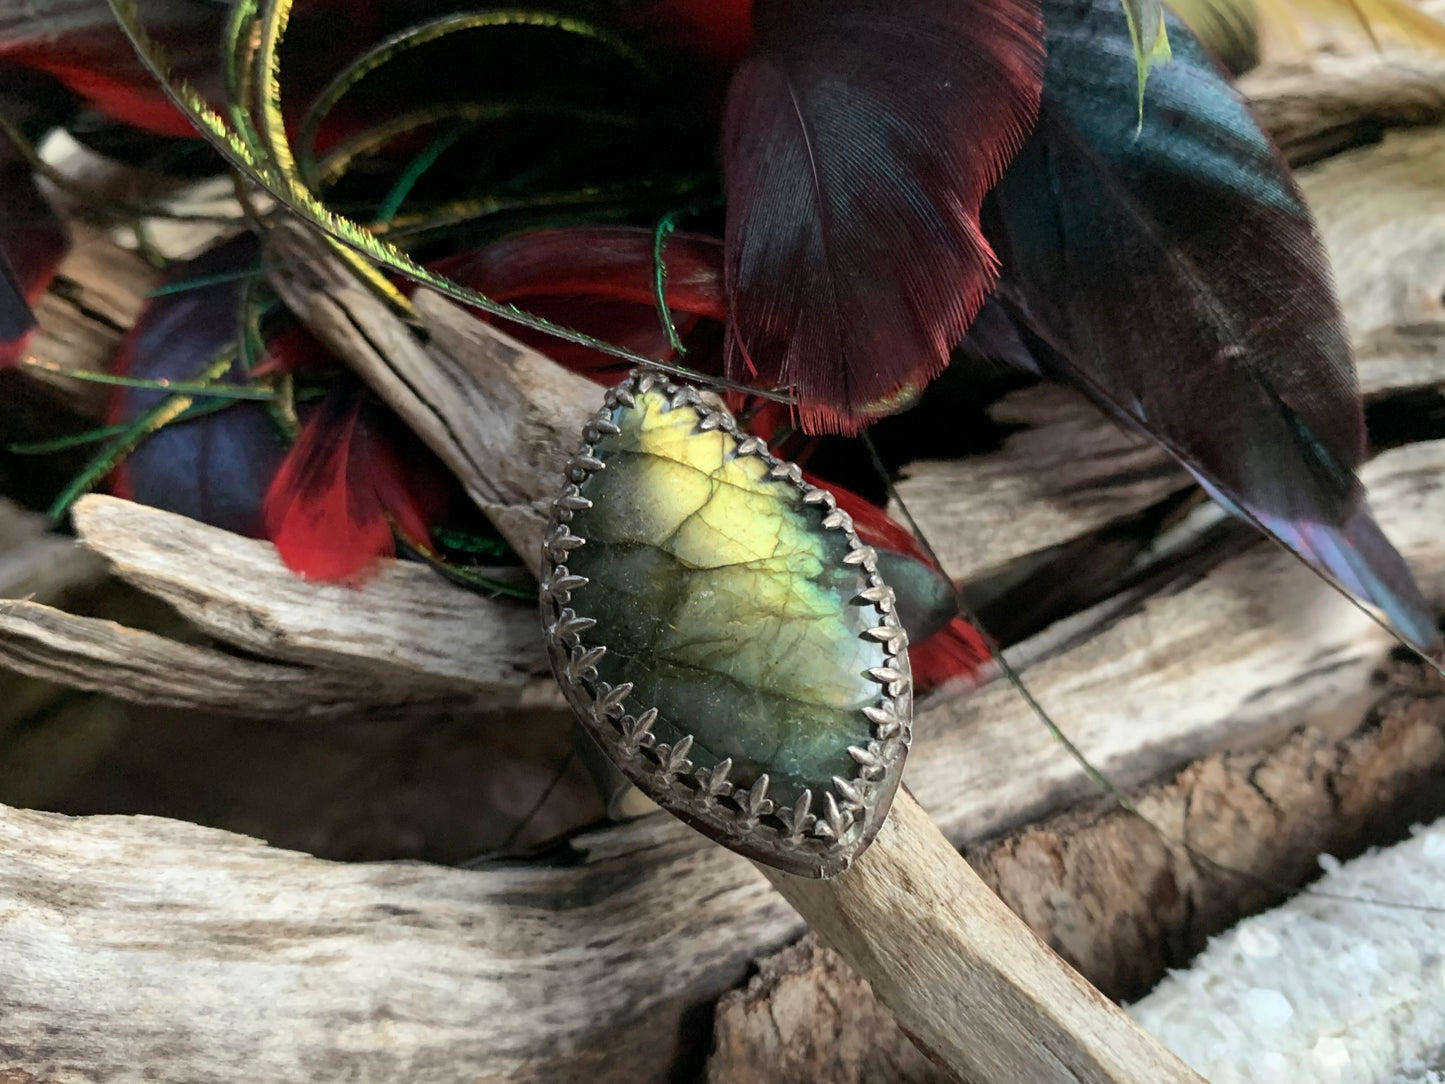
540,370,912,878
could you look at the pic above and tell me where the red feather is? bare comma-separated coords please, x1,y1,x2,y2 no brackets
433,227,727,376
908,616,991,695
5,51,196,137
817,474,989,691
631,0,755,72
722,0,1045,434
262,388,445,584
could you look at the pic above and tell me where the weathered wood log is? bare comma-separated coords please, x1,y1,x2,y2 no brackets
763,791,1205,1084
21,225,157,418
1243,53,1445,164
0,433,1440,1081
709,660,1445,1083
0,599,477,720
70,496,549,698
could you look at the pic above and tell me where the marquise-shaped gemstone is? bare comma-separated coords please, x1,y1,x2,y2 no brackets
542,371,912,877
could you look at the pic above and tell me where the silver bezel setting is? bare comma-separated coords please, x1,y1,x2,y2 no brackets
540,370,913,879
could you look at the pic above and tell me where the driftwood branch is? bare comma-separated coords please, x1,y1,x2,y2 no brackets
2,51,1445,1084
763,791,1205,1084
709,665,1445,1082
70,496,549,696
1244,52,1445,163
0,599,473,720
1,430,1441,1080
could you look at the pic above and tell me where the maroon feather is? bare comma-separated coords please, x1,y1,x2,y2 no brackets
432,227,727,377
721,0,1045,434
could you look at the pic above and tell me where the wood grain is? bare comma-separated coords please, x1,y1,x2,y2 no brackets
1244,52,1445,164
0,435,1440,1081
0,599,475,720
71,496,548,697
763,790,1206,1084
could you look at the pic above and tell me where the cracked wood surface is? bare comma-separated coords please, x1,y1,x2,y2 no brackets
2,42,1445,1084
0,435,1441,1082
709,659,1445,1083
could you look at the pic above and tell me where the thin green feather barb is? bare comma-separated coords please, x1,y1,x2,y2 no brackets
1121,0,1173,114
100,0,731,389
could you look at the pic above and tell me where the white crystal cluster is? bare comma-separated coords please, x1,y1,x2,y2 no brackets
1130,819,1445,1083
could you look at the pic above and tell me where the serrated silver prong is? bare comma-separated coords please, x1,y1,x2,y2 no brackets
769,461,803,483
832,775,864,805
556,489,593,512
659,734,694,776
863,704,903,739
863,625,905,645
594,681,633,719
701,757,734,798
842,545,877,566
550,609,596,642
821,509,853,531
619,707,658,749
858,584,894,605
736,436,766,456
848,744,881,768
567,644,606,682
546,572,588,600
821,792,851,839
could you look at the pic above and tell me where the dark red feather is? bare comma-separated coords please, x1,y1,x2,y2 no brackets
721,0,1044,434
433,226,727,376
0,0,225,137
820,475,989,691
630,0,755,72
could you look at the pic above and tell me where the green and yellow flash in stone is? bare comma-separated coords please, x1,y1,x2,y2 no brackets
541,371,912,878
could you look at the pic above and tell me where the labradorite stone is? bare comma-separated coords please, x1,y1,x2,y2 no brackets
566,389,887,804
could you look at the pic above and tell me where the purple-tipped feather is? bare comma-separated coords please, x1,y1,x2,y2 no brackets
983,0,1436,650
110,235,286,538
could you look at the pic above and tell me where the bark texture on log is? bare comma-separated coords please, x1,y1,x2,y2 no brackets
762,792,1206,1084
710,657,1445,1083
2,36,1445,1084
